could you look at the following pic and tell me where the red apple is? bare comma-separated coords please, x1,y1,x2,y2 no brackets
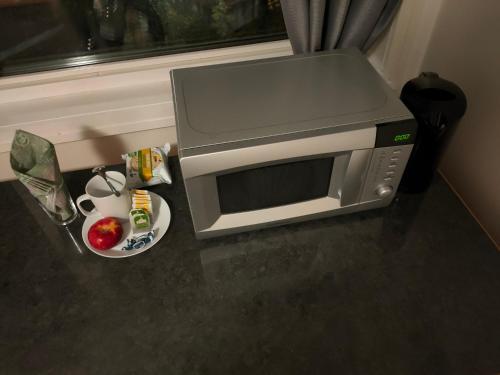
88,217,123,250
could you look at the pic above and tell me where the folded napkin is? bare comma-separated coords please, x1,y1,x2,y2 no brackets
10,130,77,225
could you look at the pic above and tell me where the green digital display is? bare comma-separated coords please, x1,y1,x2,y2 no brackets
394,133,411,142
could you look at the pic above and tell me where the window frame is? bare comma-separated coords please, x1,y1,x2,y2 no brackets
2,33,288,78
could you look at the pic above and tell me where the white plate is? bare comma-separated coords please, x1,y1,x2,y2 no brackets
81,191,171,258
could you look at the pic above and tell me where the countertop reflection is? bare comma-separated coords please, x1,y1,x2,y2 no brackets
1,157,499,375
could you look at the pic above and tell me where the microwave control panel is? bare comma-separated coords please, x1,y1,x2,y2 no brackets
360,144,413,202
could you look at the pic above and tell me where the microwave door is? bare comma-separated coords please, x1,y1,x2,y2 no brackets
215,149,373,212
180,127,376,237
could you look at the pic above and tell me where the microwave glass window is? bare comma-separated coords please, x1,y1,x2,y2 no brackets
217,157,334,214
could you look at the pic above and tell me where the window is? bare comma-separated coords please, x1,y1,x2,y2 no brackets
0,0,286,76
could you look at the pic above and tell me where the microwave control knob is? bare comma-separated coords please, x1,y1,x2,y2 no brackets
376,185,393,198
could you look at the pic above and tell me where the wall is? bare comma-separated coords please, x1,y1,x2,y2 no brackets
420,0,500,245
1,127,177,178
368,0,444,91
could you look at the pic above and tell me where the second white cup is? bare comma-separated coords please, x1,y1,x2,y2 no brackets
76,171,130,220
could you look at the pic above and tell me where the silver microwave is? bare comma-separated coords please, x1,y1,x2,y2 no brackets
171,49,416,239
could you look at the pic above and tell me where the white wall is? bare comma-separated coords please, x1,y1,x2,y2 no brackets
420,0,500,246
367,0,444,91
371,0,500,246
1,127,176,178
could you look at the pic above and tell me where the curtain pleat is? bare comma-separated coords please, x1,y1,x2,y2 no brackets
281,0,402,54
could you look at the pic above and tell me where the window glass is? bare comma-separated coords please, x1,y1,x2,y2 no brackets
0,0,286,76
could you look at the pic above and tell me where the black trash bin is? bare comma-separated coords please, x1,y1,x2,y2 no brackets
399,72,467,193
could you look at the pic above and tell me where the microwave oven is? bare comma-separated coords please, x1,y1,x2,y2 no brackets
171,49,416,239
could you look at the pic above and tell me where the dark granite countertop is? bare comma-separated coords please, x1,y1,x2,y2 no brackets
1,157,499,375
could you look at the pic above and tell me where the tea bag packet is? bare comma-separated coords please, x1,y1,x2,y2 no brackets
129,209,151,234
122,144,172,188
129,190,153,234
10,130,77,225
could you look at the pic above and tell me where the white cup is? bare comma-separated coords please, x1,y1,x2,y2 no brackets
76,171,130,220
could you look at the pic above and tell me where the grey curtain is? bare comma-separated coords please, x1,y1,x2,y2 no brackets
281,0,401,54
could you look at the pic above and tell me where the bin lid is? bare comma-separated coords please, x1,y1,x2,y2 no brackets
401,72,467,122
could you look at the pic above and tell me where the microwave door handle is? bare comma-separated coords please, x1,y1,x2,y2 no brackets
340,149,373,206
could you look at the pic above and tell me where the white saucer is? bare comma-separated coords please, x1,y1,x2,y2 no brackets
81,191,171,258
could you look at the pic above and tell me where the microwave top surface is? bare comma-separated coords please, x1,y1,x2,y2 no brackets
171,48,412,151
